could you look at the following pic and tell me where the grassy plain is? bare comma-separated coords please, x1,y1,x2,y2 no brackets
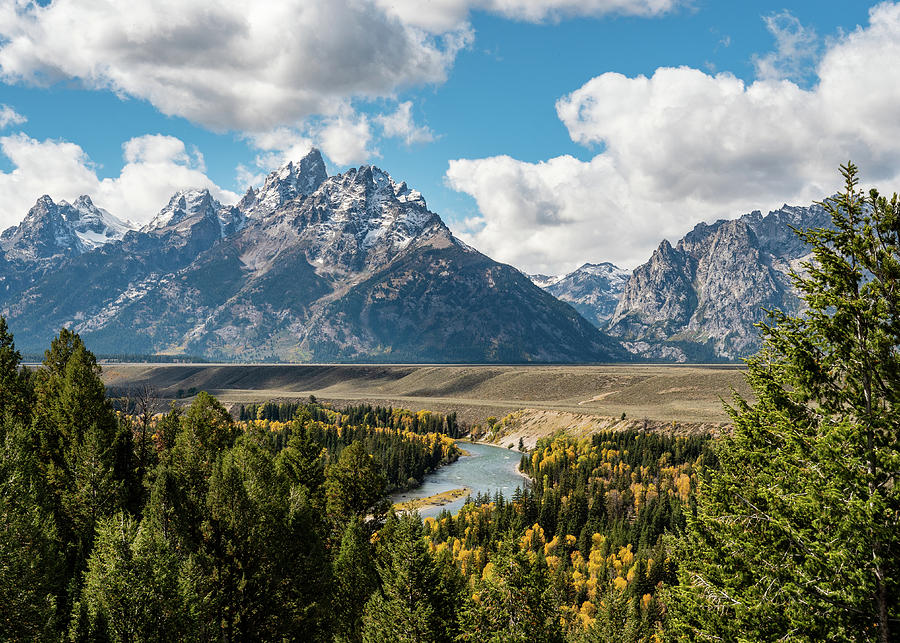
101,363,750,431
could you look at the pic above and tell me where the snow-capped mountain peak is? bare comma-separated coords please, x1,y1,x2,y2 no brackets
61,195,136,249
532,261,631,328
142,189,244,238
529,273,562,288
237,161,449,276
575,262,629,280
145,189,217,231
241,148,328,218
1,194,136,260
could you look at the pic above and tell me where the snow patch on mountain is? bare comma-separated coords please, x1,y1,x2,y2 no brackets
529,273,562,288
62,195,136,249
240,148,328,219
143,189,244,238
73,273,168,333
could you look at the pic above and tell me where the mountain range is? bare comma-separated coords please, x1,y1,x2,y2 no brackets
0,150,623,363
527,202,830,362
0,148,833,363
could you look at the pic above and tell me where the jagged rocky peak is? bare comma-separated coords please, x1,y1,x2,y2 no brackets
279,162,448,274
609,238,695,331
1,195,83,260
241,148,328,218
59,195,135,248
391,179,426,207
143,188,243,238
145,189,217,230
744,202,831,259
321,164,427,209
0,193,134,260
313,164,438,238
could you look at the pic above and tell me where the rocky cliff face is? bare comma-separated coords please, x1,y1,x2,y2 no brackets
607,203,831,361
0,150,625,363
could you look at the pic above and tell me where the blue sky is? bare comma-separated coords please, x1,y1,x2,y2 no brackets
0,1,891,273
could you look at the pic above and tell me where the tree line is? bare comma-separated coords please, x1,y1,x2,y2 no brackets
238,401,463,438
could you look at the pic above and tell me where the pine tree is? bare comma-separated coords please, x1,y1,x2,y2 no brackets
457,533,564,643
27,329,125,623
0,316,30,423
72,512,183,642
325,440,389,529
362,512,458,643
333,516,378,642
669,164,900,641
0,415,61,640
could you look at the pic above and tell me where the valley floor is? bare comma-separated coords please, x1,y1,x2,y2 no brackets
101,363,750,440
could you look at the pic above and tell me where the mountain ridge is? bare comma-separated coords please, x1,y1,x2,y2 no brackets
606,202,832,361
0,149,625,363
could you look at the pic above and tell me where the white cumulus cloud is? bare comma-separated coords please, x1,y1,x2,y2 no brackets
0,133,238,230
316,113,375,166
0,104,25,129
0,0,467,132
377,0,683,32
448,2,900,274
377,102,435,145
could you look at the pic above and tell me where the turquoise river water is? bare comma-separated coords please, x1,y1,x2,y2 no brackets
390,441,530,518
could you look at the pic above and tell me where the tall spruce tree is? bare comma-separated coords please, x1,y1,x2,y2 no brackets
0,316,30,423
333,516,378,642
325,440,389,530
362,512,461,643
668,164,900,641
29,329,127,625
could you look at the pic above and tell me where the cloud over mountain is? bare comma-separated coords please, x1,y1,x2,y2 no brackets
0,133,238,230
448,3,900,274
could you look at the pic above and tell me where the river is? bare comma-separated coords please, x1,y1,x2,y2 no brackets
390,441,530,518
